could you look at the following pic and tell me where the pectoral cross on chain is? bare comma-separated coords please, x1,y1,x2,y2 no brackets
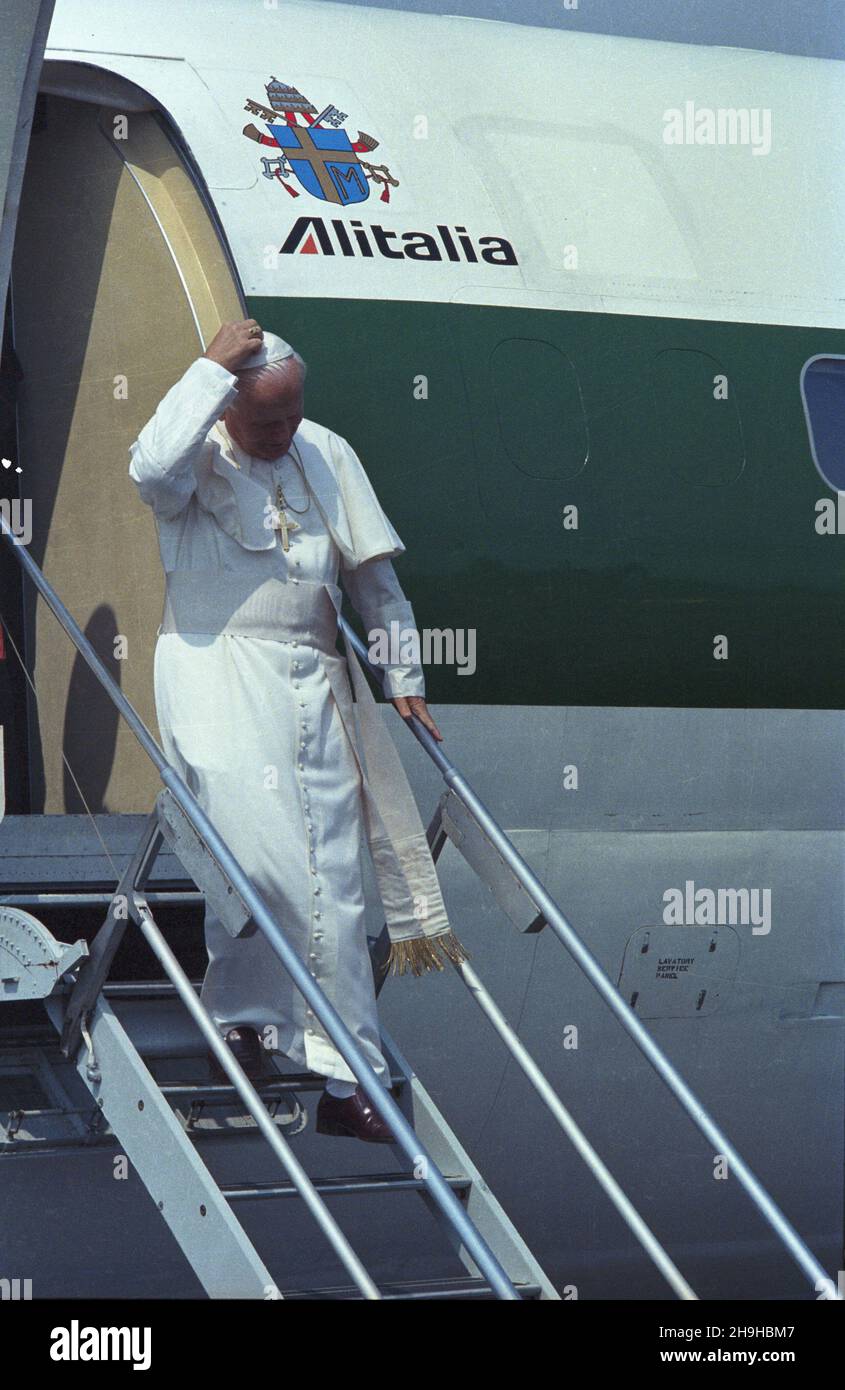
273,484,300,552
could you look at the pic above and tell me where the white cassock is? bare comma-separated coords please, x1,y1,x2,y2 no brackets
128,356,428,1087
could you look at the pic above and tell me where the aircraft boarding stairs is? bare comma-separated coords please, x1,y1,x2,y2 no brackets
0,818,553,1300
0,519,841,1302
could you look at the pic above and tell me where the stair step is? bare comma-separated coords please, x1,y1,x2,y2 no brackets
159,1070,406,1099
222,1171,472,1201
0,1105,302,1155
30,953,558,1297
103,980,204,998
280,1276,543,1300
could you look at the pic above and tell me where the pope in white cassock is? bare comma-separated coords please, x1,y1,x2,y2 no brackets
129,318,466,1144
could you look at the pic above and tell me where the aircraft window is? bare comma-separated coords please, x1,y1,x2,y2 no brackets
651,348,745,485
800,355,845,492
459,123,695,280
491,337,587,480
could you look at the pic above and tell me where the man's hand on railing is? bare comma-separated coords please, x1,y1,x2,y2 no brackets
390,695,443,742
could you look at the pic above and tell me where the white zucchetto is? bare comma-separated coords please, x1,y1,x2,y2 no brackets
240,330,295,368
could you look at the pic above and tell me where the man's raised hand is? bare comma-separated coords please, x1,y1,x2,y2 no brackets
203,320,265,373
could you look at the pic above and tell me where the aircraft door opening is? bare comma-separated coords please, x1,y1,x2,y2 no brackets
10,79,242,813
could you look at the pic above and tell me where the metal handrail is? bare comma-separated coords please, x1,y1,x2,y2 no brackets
0,516,521,1301
445,949,696,1299
341,622,844,1301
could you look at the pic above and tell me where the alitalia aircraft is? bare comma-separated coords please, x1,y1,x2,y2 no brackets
0,0,842,1302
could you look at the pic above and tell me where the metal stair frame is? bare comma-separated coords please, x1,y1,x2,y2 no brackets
379,1026,558,1299
45,989,279,1300
1,516,543,1300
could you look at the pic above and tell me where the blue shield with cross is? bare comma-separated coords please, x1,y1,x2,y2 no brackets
267,122,370,205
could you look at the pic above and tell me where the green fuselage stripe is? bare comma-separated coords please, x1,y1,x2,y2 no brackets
247,295,845,709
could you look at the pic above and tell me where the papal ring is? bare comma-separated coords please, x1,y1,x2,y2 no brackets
249,326,261,337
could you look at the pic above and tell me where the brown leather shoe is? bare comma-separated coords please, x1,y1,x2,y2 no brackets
315,1085,396,1143
208,1026,267,1083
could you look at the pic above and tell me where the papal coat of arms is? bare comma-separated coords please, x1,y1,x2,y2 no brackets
243,76,399,205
